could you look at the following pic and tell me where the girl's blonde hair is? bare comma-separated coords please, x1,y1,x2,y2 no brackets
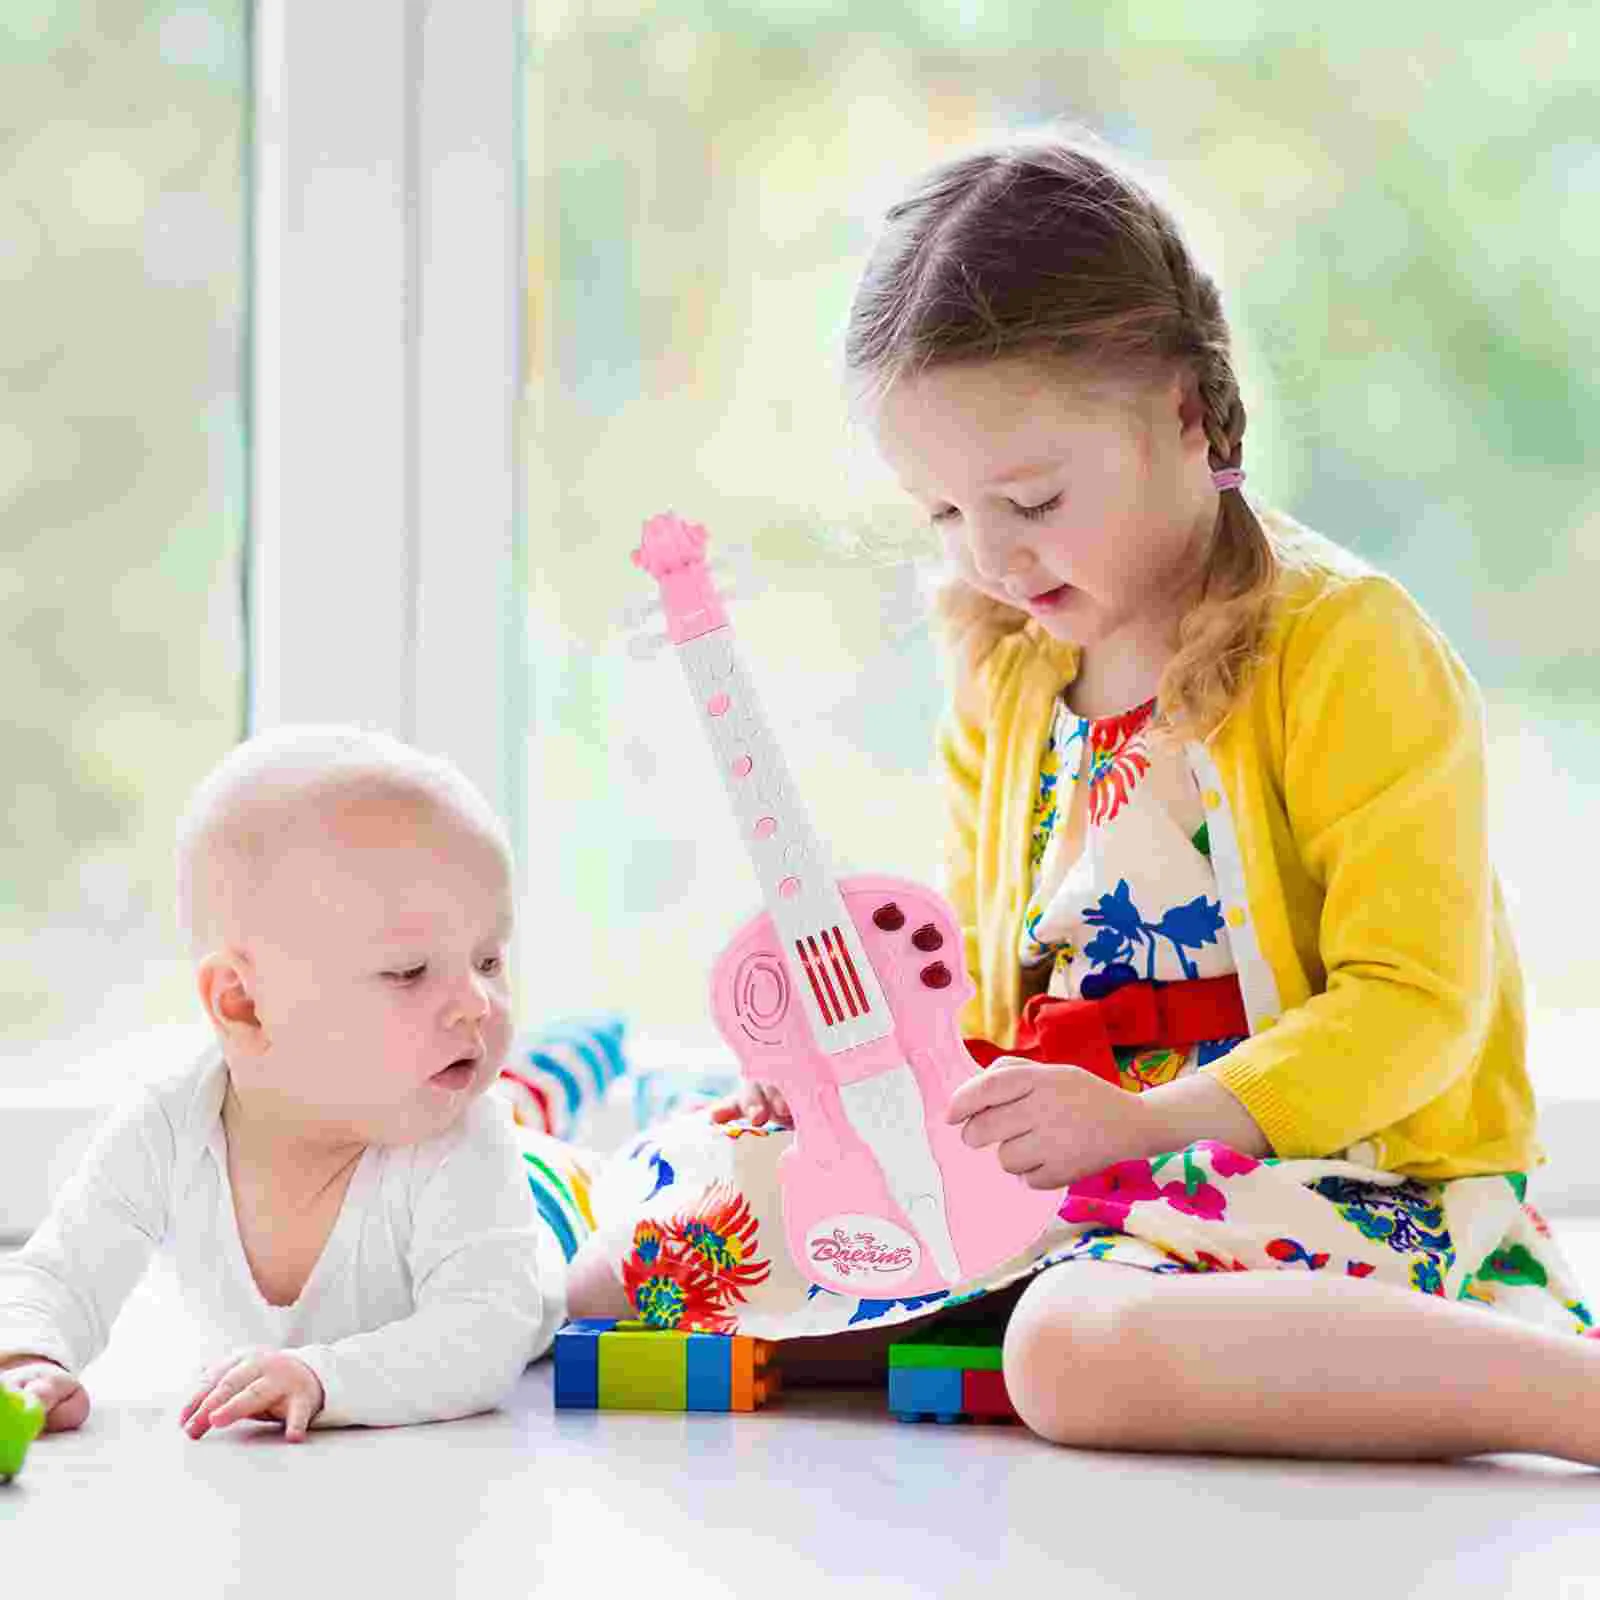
845,132,1314,738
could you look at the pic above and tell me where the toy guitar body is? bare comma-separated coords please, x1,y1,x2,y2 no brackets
632,513,1060,1295
712,879,1060,1295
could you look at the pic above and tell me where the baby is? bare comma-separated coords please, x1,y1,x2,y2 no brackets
0,725,566,1441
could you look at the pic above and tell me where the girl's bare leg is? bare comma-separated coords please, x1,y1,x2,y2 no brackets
1005,1261,1600,1465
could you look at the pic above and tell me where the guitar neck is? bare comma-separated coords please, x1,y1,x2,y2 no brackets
673,624,892,1054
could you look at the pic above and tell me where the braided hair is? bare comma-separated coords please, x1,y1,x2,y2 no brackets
845,132,1307,738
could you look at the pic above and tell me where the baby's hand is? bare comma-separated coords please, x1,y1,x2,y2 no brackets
181,1347,324,1443
709,1081,793,1128
0,1355,90,1433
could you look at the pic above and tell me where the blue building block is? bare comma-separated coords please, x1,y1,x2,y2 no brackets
888,1365,965,1424
553,1317,606,1408
684,1330,731,1411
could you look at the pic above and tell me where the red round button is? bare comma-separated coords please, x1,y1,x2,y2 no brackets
872,903,905,931
911,924,943,952
919,961,951,989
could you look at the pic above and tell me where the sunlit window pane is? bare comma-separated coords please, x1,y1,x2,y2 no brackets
2,2,246,1089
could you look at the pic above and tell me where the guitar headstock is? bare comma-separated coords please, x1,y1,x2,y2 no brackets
629,511,730,644
631,512,709,579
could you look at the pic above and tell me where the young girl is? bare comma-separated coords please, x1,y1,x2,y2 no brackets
568,132,1600,1464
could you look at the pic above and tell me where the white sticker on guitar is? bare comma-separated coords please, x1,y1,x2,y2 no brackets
804,1214,922,1286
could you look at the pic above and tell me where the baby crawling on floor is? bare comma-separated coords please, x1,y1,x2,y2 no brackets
0,725,570,1440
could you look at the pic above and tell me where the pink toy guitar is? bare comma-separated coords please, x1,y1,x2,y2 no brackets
631,512,1060,1296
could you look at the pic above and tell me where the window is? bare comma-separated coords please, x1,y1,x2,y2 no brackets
518,7,1600,1093
5,2,1594,1160
2,3,247,1093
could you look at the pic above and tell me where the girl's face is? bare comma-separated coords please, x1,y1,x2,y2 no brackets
872,358,1217,649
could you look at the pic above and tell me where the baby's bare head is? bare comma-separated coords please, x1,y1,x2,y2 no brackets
175,724,511,961
176,726,517,1144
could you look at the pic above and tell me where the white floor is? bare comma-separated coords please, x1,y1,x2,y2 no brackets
6,1229,1600,1599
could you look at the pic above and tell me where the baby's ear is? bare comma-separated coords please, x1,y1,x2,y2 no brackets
195,950,264,1053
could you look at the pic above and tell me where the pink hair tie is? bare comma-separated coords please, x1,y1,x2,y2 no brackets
1212,467,1246,492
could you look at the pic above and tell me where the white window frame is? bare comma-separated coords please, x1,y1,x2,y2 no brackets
252,0,526,865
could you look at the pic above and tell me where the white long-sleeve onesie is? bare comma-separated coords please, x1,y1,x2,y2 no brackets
0,1048,567,1427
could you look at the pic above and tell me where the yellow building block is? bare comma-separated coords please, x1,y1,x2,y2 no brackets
598,1324,688,1410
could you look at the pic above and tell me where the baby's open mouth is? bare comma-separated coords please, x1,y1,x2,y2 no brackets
431,1057,479,1089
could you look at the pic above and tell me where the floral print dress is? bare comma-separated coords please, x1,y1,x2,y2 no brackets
561,695,1594,1344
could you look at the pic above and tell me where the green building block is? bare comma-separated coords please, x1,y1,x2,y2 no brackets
888,1322,1005,1371
0,1386,45,1483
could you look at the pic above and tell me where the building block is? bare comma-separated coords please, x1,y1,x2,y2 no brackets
554,1320,600,1409
0,1386,45,1482
553,1319,779,1412
888,1365,965,1423
888,1322,1019,1424
684,1328,731,1410
888,1323,1005,1369
600,1325,686,1410
961,1367,1014,1420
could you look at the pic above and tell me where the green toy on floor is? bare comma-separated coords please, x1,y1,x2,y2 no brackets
1,1385,45,1482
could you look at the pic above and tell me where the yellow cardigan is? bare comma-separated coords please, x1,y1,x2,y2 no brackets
936,517,1538,1180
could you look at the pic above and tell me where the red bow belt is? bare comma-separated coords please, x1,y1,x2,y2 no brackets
964,976,1249,1086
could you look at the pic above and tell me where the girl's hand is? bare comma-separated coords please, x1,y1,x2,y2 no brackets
0,1356,89,1433
709,1080,792,1128
946,1058,1161,1190
181,1348,325,1443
